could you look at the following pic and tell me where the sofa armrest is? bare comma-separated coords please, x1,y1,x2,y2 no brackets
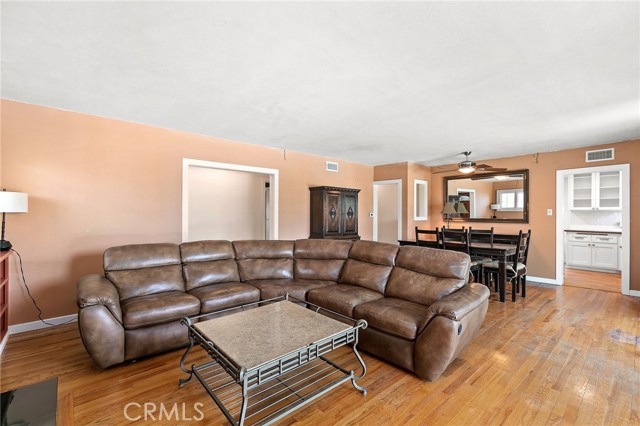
425,283,489,323
413,283,490,381
77,274,122,324
77,274,125,368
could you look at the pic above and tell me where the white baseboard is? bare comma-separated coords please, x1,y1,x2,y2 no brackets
628,290,640,298
0,333,9,355
8,313,77,335
527,276,562,286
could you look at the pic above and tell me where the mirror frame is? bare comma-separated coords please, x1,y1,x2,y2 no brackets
443,169,529,223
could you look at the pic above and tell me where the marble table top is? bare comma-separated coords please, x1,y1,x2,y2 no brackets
195,301,351,370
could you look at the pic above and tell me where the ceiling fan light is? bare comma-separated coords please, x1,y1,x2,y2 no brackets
458,165,476,173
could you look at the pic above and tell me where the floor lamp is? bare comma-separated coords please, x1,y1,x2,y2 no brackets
0,190,29,251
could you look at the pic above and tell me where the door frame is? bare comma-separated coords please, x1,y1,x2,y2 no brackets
373,179,402,242
555,164,630,295
182,159,279,242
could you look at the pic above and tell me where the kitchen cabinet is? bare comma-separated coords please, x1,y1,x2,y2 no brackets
565,232,620,271
568,171,621,211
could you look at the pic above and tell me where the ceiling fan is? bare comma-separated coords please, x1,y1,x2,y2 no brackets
432,151,507,174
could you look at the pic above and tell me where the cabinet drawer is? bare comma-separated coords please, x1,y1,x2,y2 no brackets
566,233,592,242
591,235,618,244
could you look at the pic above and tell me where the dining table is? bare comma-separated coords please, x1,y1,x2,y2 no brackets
398,239,518,302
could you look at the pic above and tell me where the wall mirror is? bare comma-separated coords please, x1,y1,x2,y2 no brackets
443,169,529,223
414,179,428,221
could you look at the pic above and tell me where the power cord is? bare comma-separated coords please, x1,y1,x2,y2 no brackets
11,248,76,327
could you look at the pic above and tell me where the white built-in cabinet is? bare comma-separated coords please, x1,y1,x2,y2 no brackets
568,171,621,210
565,232,620,271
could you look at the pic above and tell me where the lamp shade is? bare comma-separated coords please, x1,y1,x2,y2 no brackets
442,202,457,214
0,191,28,213
490,203,500,210
456,203,468,214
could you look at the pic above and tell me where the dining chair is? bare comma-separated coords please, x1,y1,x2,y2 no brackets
467,227,495,286
415,226,441,248
468,227,494,244
483,230,531,301
441,228,488,284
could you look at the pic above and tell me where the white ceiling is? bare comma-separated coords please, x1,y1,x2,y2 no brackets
2,1,639,166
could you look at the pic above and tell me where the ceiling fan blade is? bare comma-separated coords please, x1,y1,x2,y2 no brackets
476,164,507,172
431,167,458,174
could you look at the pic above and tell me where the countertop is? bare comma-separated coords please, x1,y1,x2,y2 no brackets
564,227,622,234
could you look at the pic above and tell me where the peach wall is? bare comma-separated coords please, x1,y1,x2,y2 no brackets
429,140,640,289
1,100,374,324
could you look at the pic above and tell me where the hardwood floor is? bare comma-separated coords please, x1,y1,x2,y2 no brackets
1,283,638,425
564,268,621,293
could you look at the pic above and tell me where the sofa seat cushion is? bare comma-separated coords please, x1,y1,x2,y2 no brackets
353,297,430,340
246,279,335,301
121,291,200,330
307,284,383,317
188,282,260,314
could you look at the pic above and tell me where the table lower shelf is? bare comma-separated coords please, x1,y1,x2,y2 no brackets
193,355,357,426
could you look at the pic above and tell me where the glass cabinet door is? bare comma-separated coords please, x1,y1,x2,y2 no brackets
596,171,621,210
570,173,593,210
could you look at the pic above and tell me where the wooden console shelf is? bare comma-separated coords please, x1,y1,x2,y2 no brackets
1,251,10,343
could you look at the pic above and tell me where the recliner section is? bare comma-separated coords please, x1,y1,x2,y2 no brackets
77,239,489,381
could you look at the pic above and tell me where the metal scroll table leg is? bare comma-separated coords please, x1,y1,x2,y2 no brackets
178,333,195,386
238,375,249,426
351,342,367,395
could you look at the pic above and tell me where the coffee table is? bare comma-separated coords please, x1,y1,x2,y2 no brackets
178,295,368,426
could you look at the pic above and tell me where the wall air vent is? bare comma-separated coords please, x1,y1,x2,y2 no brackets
326,161,339,172
586,148,614,162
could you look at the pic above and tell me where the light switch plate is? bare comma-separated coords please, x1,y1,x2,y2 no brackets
547,209,553,216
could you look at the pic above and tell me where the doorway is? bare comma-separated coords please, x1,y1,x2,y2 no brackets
456,188,476,219
556,164,629,295
373,180,402,244
182,159,279,242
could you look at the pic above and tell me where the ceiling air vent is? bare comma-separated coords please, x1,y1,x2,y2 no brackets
326,161,339,172
586,148,614,162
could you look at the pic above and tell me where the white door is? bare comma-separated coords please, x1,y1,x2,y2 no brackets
373,180,402,244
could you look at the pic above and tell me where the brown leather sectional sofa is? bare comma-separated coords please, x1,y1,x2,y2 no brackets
77,239,489,381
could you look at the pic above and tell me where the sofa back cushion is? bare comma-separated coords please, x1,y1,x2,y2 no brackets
385,246,470,305
294,239,352,281
339,240,398,294
180,240,240,291
104,243,184,300
233,240,294,281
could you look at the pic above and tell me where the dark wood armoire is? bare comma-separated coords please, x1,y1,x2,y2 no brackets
309,186,360,240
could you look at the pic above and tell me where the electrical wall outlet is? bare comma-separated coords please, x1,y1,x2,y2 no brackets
547,209,553,216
